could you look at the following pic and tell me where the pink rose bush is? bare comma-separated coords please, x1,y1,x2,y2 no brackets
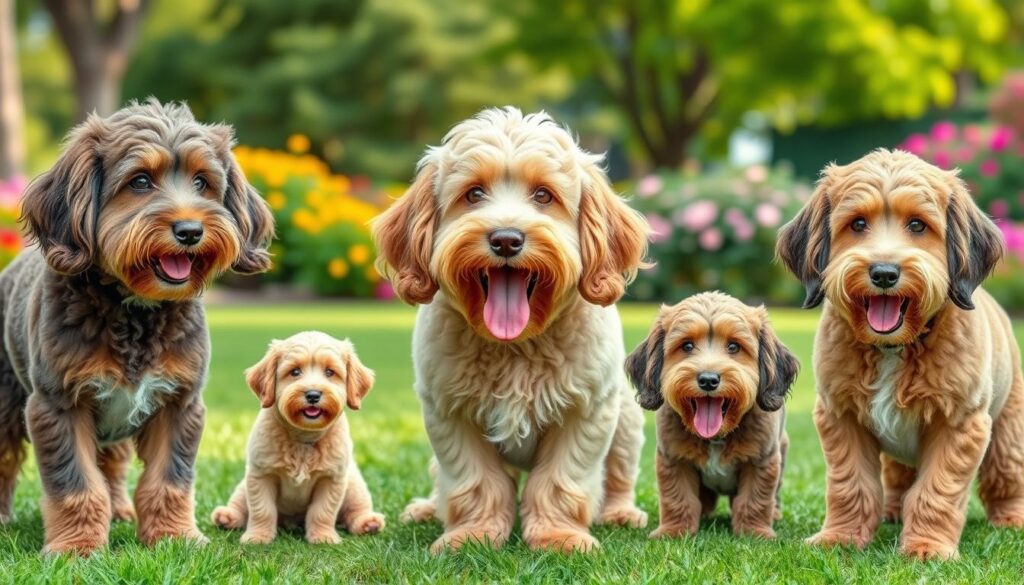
627,165,808,303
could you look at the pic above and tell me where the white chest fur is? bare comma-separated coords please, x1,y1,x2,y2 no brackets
700,441,738,494
869,349,919,465
94,375,179,443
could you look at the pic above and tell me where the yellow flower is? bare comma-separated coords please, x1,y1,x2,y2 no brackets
266,191,286,211
328,258,349,279
348,244,370,266
365,265,380,283
292,209,316,233
287,134,311,154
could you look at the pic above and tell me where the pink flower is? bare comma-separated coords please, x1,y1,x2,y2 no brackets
990,127,1014,152
647,213,672,244
0,175,26,208
930,121,957,143
933,151,952,169
724,207,746,227
955,147,975,164
732,219,754,242
698,227,723,251
990,200,1010,219
744,165,768,183
902,134,929,156
754,203,782,228
375,281,396,300
679,200,718,231
980,159,1001,178
636,175,663,199
964,124,983,146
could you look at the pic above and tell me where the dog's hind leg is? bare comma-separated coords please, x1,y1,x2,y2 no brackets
980,372,1024,529
598,391,648,528
881,453,915,523
0,351,26,524
98,441,136,521
211,480,247,530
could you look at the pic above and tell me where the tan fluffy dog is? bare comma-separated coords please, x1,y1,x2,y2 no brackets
211,332,384,544
777,149,1024,560
372,107,650,553
627,292,798,540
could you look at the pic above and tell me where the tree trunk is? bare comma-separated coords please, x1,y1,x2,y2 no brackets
43,0,149,120
0,0,25,180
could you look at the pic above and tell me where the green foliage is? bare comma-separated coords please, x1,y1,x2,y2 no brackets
627,165,808,304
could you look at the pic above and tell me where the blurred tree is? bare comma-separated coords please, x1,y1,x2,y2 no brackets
504,0,1010,169
43,0,150,119
123,0,570,180
0,0,25,179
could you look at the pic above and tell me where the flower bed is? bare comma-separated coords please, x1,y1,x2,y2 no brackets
0,178,25,271
627,165,809,305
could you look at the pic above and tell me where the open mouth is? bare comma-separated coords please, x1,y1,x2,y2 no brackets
152,253,196,285
689,397,730,439
864,296,909,335
478,267,538,341
301,406,323,419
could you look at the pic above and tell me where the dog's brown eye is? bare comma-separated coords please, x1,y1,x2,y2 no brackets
192,176,208,191
289,368,301,377
727,341,741,354
324,368,335,378
681,341,695,353
907,218,926,233
851,218,868,232
533,188,553,205
465,187,486,204
129,174,152,192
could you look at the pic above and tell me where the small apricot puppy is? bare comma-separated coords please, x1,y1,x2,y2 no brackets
211,332,385,544
626,292,798,539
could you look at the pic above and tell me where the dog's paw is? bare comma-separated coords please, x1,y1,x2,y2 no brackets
111,502,136,522
429,526,507,554
599,505,648,528
525,528,599,554
401,498,437,524
211,506,245,530
0,511,10,525
805,528,872,549
882,504,902,523
649,524,696,539
307,529,341,545
989,513,1024,529
138,526,207,547
239,530,275,545
41,536,107,557
347,512,385,535
900,537,958,561
734,524,776,539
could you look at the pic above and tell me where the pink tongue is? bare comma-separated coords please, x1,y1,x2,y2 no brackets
158,254,192,280
694,397,725,439
483,267,531,340
866,296,902,332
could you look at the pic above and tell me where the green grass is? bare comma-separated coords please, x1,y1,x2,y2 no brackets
1,302,1023,583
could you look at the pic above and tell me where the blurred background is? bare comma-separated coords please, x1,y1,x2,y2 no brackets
2,0,1024,308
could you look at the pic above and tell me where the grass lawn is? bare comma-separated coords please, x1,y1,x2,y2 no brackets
1,301,1023,583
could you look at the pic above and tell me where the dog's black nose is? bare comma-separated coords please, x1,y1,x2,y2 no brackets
304,390,322,404
173,221,204,246
869,263,900,289
488,229,525,258
697,372,720,392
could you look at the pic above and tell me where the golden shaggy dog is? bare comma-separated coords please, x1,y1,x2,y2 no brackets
627,292,798,540
777,149,1024,560
372,107,650,553
210,332,384,544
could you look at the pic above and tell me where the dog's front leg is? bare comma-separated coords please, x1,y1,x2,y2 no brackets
900,411,991,560
240,473,278,544
521,402,617,552
648,450,701,539
731,450,782,539
425,410,516,554
26,393,110,555
305,476,346,544
806,398,883,549
134,394,207,546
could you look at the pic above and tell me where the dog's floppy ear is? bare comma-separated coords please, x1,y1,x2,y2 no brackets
212,124,275,275
20,115,107,275
756,310,799,412
371,163,439,304
945,174,1003,310
343,345,375,410
625,315,666,411
776,166,834,308
245,341,282,408
578,162,651,306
